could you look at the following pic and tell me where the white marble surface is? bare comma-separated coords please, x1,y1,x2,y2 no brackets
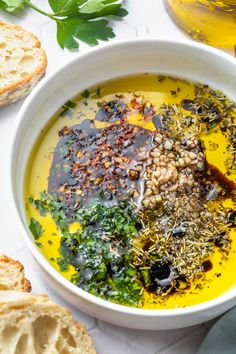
0,1,235,353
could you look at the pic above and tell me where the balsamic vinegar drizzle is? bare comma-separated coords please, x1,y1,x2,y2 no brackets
48,119,153,210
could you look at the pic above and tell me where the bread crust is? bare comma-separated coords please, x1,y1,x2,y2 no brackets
0,21,47,107
0,254,31,292
0,291,96,353
75,322,97,354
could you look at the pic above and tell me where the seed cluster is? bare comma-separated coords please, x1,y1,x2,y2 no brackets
142,131,205,208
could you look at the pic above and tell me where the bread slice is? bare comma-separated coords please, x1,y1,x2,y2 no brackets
0,21,47,107
0,291,96,354
0,254,31,292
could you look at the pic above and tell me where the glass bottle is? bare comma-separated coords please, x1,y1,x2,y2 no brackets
164,0,236,47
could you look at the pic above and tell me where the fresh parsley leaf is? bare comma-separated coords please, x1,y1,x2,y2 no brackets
56,16,115,49
0,0,24,12
79,0,106,14
110,7,128,17
57,17,83,49
29,218,43,240
48,0,78,16
57,257,69,272
0,0,128,50
76,19,115,45
102,0,118,4
77,0,88,5
78,1,127,19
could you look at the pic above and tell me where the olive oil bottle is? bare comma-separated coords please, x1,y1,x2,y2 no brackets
165,0,236,47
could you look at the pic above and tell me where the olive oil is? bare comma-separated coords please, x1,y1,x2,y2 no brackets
165,0,236,47
25,74,236,309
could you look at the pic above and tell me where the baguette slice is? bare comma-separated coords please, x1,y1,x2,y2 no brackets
0,291,96,354
0,21,47,107
0,254,31,292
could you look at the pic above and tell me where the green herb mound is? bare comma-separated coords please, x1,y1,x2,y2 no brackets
29,193,142,306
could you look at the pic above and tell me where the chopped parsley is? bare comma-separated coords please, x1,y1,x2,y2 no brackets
57,257,69,272
60,201,142,305
29,194,142,306
29,218,43,240
35,241,43,248
81,89,90,99
96,86,102,98
60,100,76,116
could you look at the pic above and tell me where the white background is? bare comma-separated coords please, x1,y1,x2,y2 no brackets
0,1,235,353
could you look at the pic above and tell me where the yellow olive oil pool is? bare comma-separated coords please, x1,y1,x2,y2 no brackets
25,74,236,309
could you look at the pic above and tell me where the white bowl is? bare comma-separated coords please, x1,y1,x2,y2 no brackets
10,39,236,330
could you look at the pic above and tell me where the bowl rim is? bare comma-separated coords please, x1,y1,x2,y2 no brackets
10,37,236,317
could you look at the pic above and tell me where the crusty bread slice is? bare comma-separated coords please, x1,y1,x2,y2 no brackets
0,21,47,107
0,291,96,354
0,254,31,292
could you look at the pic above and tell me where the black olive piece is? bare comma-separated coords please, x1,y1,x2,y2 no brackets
150,261,171,282
172,226,186,237
143,262,175,294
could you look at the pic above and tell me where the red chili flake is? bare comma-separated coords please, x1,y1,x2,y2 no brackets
58,126,69,137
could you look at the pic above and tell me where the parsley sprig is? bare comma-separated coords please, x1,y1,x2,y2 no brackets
0,0,128,49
